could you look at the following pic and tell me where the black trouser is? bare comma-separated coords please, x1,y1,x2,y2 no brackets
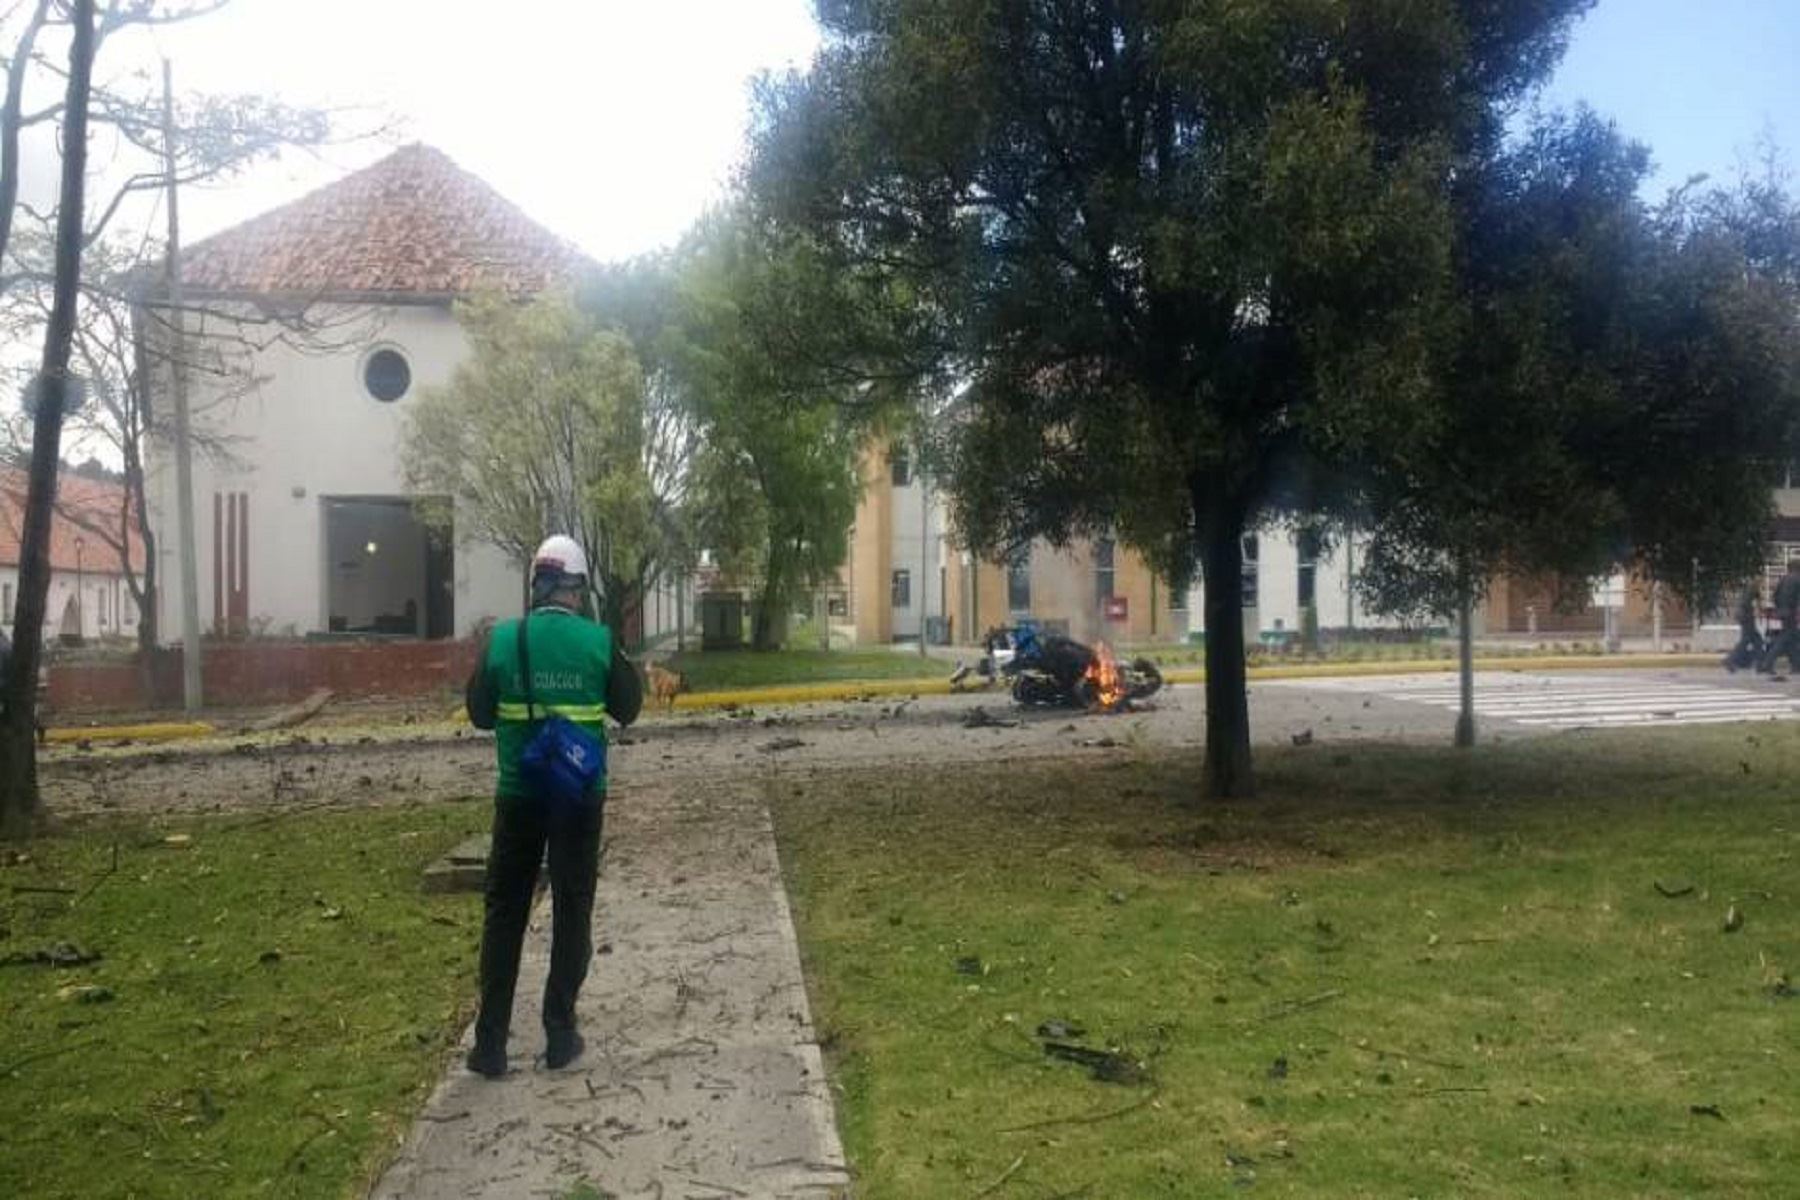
1761,621,1800,673
1728,622,1765,669
473,792,604,1052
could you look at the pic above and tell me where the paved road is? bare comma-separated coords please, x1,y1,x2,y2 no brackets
1271,667,1800,731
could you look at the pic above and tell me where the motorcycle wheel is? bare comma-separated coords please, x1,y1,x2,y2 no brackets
1127,658,1163,700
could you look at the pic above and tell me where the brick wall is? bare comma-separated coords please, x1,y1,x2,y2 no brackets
47,639,483,713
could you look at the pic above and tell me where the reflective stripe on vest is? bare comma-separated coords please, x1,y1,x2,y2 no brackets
496,702,608,723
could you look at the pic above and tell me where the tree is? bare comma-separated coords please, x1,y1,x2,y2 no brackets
666,215,868,651
401,290,657,632
1357,119,1800,745
581,255,707,641
1,0,96,837
751,0,1596,797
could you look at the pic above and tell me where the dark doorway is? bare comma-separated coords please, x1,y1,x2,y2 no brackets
323,497,453,638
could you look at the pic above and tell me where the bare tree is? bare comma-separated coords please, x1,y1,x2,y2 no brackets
1,0,96,837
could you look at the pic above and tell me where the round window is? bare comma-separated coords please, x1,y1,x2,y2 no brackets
363,348,411,402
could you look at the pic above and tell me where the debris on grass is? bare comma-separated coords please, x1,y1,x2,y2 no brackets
962,706,1019,730
0,942,101,969
1653,880,1695,898
954,955,986,977
1690,1103,1725,1120
1037,1019,1085,1039
1043,1041,1150,1085
56,983,113,1004
1724,904,1744,933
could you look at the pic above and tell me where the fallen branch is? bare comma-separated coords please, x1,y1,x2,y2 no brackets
546,1122,617,1160
1257,989,1344,1022
972,1153,1026,1198
998,1089,1159,1134
1350,1043,1465,1072
0,1037,97,1076
73,841,119,906
245,688,333,733
679,1177,747,1198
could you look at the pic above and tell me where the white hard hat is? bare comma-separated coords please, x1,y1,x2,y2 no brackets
531,534,589,581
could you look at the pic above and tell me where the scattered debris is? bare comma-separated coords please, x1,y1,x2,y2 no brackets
0,942,102,969
57,984,113,1004
1653,880,1695,899
1042,1041,1149,1085
1290,729,1314,747
1724,905,1745,933
1258,989,1344,1022
962,707,1019,730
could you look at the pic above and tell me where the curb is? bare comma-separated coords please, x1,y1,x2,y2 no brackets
43,721,216,745
46,653,1723,741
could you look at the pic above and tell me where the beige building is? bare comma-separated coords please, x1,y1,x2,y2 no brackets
845,441,1185,647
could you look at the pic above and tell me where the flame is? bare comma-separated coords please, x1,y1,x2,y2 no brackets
1084,640,1127,711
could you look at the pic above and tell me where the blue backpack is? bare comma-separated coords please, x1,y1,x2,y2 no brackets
515,616,606,811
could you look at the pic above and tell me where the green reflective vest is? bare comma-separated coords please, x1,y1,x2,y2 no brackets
480,609,614,797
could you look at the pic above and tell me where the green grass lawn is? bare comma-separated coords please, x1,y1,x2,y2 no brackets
773,729,1800,1198
0,800,489,1200
664,647,944,692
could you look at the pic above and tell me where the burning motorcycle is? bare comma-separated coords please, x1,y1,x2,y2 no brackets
951,622,1163,711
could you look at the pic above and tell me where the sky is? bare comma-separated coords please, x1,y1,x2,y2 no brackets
11,0,1800,267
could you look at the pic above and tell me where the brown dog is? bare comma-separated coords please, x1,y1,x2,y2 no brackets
645,663,687,712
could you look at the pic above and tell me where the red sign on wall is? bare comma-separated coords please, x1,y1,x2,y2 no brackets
1104,595,1129,622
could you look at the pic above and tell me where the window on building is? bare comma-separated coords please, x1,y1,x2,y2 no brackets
363,347,411,403
890,446,912,487
1240,534,1259,607
1007,548,1032,612
1095,536,1116,608
891,568,912,609
1297,529,1321,611
98,588,108,628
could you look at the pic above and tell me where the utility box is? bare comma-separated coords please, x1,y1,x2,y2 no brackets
700,591,744,651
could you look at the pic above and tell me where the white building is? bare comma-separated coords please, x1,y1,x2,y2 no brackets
139,145,599,644
1,468,143,644
1185,526,1401,642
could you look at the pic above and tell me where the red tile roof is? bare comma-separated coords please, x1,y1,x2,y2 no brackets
0,468,145,575
171,144,593,301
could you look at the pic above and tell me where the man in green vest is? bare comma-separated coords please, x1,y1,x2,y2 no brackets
464,534,642,1077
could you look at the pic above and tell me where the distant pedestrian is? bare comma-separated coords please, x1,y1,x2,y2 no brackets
1725,578,1765,672
462,534,642,1078
1759,560,1800,676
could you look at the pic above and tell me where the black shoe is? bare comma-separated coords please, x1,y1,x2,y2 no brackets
465,1042,507,1078
544,1030,585,1070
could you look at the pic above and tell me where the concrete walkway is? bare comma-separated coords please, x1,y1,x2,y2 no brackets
373,782,850,1199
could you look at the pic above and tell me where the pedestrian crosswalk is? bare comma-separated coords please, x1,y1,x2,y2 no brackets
1287,671,1800,729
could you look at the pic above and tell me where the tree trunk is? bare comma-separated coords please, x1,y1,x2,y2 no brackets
1200,509,1254,799
0,0,95,837
752,539,787,651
